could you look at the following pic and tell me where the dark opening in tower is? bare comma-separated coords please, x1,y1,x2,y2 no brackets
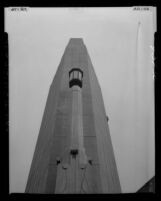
69,68,83,88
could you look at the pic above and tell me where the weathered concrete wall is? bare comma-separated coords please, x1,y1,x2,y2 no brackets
86,51,121,193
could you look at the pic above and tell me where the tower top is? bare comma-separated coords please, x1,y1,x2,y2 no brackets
68,38,84,47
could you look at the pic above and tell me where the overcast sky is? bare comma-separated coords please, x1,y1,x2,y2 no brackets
5,7,155,193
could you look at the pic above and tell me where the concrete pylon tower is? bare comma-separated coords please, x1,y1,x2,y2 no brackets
25,38,121,194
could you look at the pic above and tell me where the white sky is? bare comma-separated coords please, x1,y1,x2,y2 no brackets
5,7,155,193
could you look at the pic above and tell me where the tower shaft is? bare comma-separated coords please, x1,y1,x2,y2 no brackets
25,38,121,194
